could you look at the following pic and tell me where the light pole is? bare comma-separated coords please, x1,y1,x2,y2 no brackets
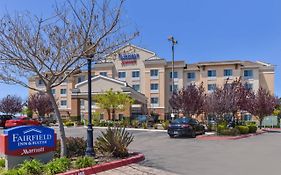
85,58,95,157
168,36,177,120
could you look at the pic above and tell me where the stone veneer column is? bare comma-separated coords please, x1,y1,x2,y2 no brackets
71,98,81,117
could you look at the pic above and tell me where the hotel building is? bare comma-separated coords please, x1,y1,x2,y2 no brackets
28,44,275,120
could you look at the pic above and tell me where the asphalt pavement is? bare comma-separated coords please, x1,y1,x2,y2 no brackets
1,126,281,175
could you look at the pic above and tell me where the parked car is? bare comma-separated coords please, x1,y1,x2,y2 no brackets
0,115,14,128
5,116,41,128
167,117,205,138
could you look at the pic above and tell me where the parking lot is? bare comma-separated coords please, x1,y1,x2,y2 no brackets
1,127,281,175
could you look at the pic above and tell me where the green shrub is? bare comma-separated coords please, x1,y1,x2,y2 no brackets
235,126,249,134
0,158,5,168
161,120,170,130
70,116,81,122
107,120,114,127
142,122,148,129
18,159,44,175
219,128,240,136
245,121,256,126
45,157,71,175
75,156,96,169
64,121,74,127
99,120,107,127
1,168,24,175
95,127,134,158
248,125,257,133
55,137,87,158
120,117,130,128
153,124,158,129
132,120,139,128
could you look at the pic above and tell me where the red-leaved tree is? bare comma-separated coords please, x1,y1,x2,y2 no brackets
247,87,279,128
169,83,205,117
0,95,23,115
27,92,54,118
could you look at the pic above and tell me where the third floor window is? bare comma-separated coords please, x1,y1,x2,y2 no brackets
208,70,216,77
244,70,253,78
150,83,159,91
132,70,140,78
224,69,233,76
187,72,195,80
169,71,178,79
118,71,126,79
150,69,159,77
60,89,67,95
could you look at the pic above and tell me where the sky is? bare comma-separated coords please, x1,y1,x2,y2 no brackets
0,0,280,99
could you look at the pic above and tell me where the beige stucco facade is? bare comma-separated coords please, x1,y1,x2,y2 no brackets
28,44,275,120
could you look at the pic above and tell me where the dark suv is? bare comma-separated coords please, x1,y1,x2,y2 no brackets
0,115,14,128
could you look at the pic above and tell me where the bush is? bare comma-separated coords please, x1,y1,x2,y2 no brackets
120,118,130,128
0,158,5,168
219,128,240,136
142,122,148,129
75,156,96,169
132,120,139,128
1,168,23,175
70,116,81,122
235,126,249,134
153,124,158,129
18,159,44,175
55,137,87,158
95,127,134,158
248,125,257,133
45,157,71,175
64,121,74,127
161,120,170,130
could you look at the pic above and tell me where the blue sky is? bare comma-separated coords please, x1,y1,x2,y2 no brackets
0,0,280,99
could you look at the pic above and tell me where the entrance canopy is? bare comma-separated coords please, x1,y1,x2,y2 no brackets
71,75,147,104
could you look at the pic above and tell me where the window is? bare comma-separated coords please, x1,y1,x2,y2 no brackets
99,72,107,76
80,100,85,107
38,79,44,86
60,100,67,107
208,70,216,77
208,84,216,91
244,70,253,78
150,69,159,77
169,71,178,79
150,83,159,91
51,89,56,95
60,89,67,95
132,84,140,92
245,83,253,90
118,71,126,79
132,70,140,78
170,84,178,92
187,72,195,80
224,69,233,76
150,97,159,104
77,76,85,83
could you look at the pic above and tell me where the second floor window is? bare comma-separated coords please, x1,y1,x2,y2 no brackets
118,71,126,79
150,69,159,77
60,89,67,95
99,72,107,76
170,84,178,92
224,69,233,76
187,72,195,80
150,97,159,104
132,70,140,78
60,100,67,106
208,84,216,91
244,70,253,78
169,71,178,79
150,83,159,91
245,83,253,90
51,89,56,95
208,70,216,77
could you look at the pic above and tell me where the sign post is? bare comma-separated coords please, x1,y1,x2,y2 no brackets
0,126,56,169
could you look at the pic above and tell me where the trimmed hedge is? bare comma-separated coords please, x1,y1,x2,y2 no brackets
248,125,257,133
235,126,249,134
218,128,240,136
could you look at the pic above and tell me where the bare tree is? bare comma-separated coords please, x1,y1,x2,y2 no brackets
0,95,23,115
27,92,54,117
0,0,137,157
169,83,205,117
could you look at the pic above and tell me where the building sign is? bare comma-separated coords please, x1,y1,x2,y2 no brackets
0,126,56,156
119,53,140,65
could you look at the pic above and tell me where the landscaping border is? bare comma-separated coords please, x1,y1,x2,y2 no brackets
58,153,145,175
196,131,266,141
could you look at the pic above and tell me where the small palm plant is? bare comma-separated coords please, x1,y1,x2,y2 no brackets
95,127,134,158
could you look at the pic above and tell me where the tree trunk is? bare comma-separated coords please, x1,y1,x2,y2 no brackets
259,118,263,129
112,108,115,121
107,109,111,120
47,89,67,157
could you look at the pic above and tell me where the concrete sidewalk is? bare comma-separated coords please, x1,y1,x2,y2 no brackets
96,163,178,175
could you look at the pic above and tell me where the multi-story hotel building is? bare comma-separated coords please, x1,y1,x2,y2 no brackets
29,44,275,120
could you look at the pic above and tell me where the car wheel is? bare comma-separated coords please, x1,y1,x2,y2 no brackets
169,134,174,138
191,130,196,138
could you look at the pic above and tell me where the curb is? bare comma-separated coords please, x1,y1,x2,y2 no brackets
196,131,266,141
57,153,145,175
92,126,167,132
262,128,281,133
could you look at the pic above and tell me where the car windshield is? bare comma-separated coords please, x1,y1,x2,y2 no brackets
171,117,191,124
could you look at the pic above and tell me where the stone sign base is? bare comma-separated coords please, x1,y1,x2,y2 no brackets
4,151,55,169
